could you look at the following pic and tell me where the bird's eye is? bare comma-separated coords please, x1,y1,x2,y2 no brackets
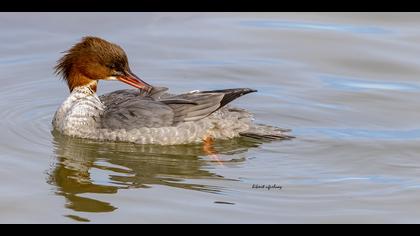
108,63,117,69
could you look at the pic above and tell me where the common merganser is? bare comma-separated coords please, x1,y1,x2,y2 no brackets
52,36,293,145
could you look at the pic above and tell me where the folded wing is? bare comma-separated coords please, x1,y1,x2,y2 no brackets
99,88,256,130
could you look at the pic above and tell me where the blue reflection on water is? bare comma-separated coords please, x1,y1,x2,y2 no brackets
170,58,287,66
295,127,420,140
297,175,406,185
301,175,420,193
320,75,420,92
240,20,392,35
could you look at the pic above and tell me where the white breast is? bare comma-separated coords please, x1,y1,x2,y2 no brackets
52,87,105,137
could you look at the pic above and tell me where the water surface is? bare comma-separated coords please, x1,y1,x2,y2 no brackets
1,12,420,223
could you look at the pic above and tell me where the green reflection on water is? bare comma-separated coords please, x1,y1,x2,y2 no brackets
48,130,263,219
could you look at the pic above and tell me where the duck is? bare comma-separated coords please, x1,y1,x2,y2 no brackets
52,36,293,145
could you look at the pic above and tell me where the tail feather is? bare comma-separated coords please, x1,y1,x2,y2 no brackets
163,88,257,124
201,88,257,109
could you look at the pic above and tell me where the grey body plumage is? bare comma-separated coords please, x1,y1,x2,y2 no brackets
53,86,293,145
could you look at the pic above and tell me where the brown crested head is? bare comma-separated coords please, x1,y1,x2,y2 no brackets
55,36,152,93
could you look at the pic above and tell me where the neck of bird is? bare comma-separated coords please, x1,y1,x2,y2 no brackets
67,69,98,93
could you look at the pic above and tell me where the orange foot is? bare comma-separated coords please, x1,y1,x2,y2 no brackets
203,136,223,166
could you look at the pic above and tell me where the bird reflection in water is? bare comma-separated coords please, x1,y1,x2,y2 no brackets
47,130,265,220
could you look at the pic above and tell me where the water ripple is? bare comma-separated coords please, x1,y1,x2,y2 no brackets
0,79,57,156
0,55,48,66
